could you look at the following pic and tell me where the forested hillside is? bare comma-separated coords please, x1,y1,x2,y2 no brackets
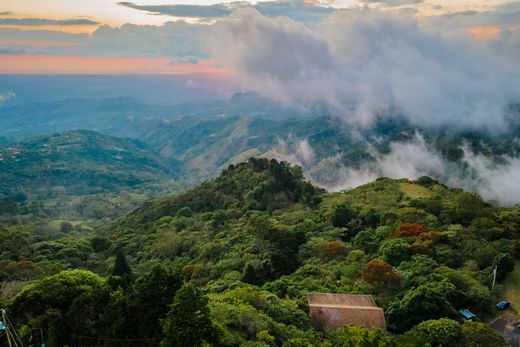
3,158,517,346
0,130,181,219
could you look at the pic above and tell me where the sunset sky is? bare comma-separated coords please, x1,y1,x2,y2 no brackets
0,0,519,74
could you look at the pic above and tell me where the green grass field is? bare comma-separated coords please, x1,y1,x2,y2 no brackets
399,182,434,199
503,261,520,313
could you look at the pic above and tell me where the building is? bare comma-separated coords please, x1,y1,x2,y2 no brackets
307,293,386,330
458,309,476,321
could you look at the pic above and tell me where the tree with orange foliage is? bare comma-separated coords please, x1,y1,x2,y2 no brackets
394,223,426,238
323,240,347,257
362,259,400,287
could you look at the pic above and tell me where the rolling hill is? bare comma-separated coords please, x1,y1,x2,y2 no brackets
0,130,182,218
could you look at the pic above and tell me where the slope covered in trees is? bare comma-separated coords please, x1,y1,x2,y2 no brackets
0,130,182,219
1,158,517,346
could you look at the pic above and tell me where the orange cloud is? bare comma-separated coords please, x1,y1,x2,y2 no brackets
467,26,501,41
0,55,230,74
0,39,82,47
0,24,98,34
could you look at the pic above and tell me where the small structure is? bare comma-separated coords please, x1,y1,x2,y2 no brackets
458,309,476,321
307,293,386,330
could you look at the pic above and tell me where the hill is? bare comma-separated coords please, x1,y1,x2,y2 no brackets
3,158,518,346
141,110,520,204
0,130,182,219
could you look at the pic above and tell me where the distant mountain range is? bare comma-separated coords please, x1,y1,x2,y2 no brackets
1,94,520,208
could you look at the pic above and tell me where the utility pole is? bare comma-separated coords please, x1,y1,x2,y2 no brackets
492,265,498,292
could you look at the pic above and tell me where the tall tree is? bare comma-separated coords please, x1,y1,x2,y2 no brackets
112,250,133,282
131,266,183,339
161,283,215,347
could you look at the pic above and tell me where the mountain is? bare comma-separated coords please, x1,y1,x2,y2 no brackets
0,93,313,141
141,110,520,204
9,158,512,346
0,97,171,140
0,130,182,218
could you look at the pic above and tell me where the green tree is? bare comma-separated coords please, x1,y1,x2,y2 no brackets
493,253,515,281
242,263,262,285
331,204,357,228
112,250,133,283
402,318,462,347
460,321,507,347
131,266,183,339
379,239,410,266
161,283,215,347
11,270,109,347
386,283,457,333
453,192,489,225
330,324,396,346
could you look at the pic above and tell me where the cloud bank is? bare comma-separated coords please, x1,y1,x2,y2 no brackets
118,0,334,24
211,9,520,131
269,134,520,205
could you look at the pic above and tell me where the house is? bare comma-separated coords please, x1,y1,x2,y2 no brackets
307,293,386,330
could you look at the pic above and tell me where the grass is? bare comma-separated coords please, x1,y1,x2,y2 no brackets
502,261,520,314
399,182,433,199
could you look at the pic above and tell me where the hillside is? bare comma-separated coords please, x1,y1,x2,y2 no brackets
0,130,182,219
6,159,508,346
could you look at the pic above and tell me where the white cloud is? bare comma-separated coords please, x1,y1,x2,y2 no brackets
267,133,520,205
267,136,316,167
211,8,520,131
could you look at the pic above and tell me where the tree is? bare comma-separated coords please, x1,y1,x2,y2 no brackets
453,192,488,225
161,283,216,347
386,283,457,333
379,239,410,266
493,253,515,281
362,259,400,287
59,222,74,233
131,266,183,340
460,321,507,347
403,318,462,347
242,263,262,285
330,324,396,346
331,204,357,228
322,240,348,258
11,270,109,347
112,250,133,283
393,223,426,238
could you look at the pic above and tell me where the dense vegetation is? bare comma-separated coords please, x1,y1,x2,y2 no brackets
0,130,182,219
2,158,518,346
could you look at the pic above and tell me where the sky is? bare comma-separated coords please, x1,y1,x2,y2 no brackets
0,0,519,74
